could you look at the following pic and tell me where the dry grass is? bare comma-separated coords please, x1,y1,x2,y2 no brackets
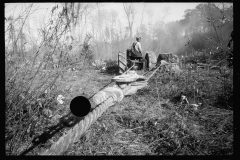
5,42,95,156
63,58,233,155
5,5,96,155
6,45,233,155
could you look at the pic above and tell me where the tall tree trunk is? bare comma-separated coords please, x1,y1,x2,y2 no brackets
130,26,132,39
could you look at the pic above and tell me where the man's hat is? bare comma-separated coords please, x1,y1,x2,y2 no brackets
136,36,141,40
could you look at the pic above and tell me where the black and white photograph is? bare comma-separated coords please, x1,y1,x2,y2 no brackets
5,2,233,156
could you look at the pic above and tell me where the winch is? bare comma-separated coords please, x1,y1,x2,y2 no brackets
111,70,148,96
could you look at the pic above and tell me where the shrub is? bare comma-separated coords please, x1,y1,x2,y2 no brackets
104,59,119,75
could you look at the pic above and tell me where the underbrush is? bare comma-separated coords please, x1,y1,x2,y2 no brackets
5,61,71,155
5,9,94,154
64,57,233,155
5,41,93,155
92,59,119,75
104,60,119,75
143,61,233,155
6,49,232,155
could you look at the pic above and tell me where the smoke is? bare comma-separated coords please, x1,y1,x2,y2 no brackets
158,21,188,55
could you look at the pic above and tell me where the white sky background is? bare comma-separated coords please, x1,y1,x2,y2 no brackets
5,3,200,42
102,3,200,23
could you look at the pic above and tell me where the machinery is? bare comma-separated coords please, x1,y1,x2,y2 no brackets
118,50,179,74
157,52,179,64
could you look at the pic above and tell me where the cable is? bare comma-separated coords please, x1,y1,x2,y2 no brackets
41,95,117,155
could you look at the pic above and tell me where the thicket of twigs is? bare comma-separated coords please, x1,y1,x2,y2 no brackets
5,5,94,155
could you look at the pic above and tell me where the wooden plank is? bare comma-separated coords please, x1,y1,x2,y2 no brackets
119,52,125,57
119,54,126,58
119,63,126,74
119,59,127,65
119,61,126,68
119,68,125,74
119,61,127,65
118,52,127,74
119,56,126,63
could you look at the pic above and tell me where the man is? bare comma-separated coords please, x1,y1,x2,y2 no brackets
132,37,142,58
127,37,143,61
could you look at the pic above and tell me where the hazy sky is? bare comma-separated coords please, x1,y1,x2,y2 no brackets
102,3,200,23
5,3,200,41
5,3,200,23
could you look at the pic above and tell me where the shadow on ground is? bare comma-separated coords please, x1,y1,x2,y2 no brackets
19,111,86,155
101,65,119,76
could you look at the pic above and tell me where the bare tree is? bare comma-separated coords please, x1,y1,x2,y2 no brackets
110,10,118,43
140,4,147,27
146,8,154,49
123,3,136,39
161,6,171,22
61,3,94,44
